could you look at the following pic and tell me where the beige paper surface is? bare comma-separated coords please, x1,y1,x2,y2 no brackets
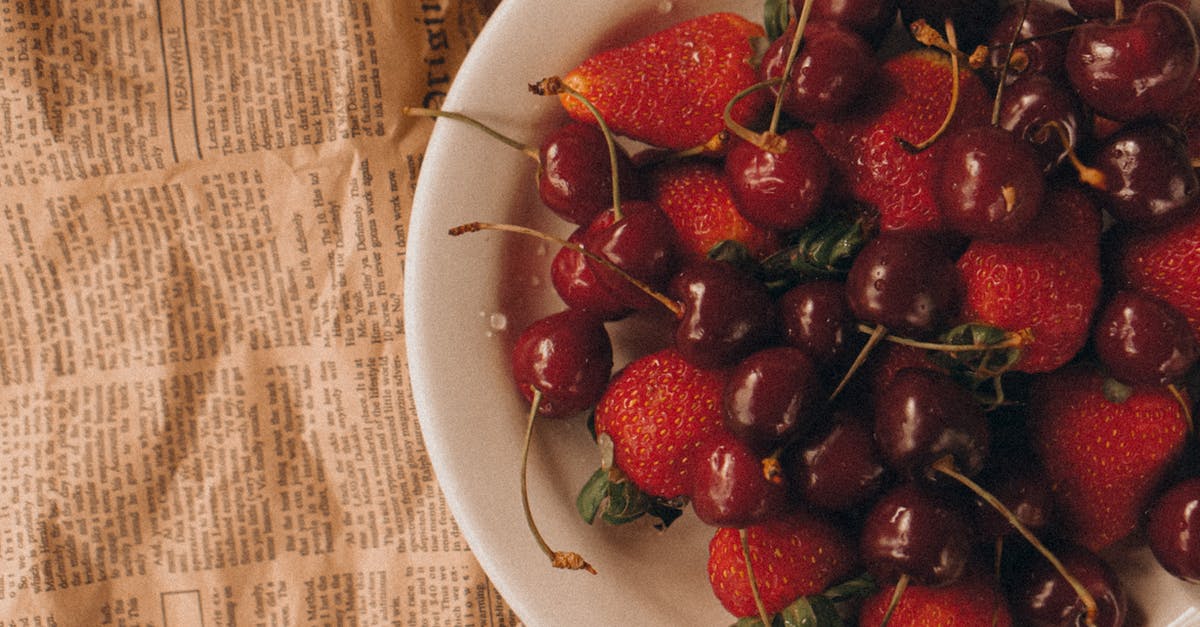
0,0,518,624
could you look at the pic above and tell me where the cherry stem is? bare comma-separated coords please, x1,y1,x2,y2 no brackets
1167,383,1194,433
521,389,597,574
449,221,685,318
830,323,888,402
530,77,625,220
739,528,773,627
931,456,1099,627
1034,120,1106,189
855,323,1032,353
898,18,961,153
1114,0,1125,21
992,0,1033,127
403,106,540,162
768,0,817,135
878,573,910,627
723,78,788,152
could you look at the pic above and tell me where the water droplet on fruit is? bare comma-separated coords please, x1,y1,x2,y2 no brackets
657,1,673,13
489,313,508,331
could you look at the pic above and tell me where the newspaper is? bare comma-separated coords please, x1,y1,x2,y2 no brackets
0,0,519,624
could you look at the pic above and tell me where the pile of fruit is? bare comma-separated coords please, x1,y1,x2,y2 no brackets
430,0,1200,624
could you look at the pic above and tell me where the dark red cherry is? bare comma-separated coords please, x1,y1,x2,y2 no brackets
972,459,1055,539
777,280,854,368
759,20,876,123
670,260,779,369
874,367,990,479
985,0,1081,83
724,129,831,231
550,223,635,321
997,73,1085,173
1093,289,1200,385
1091,122,1200,229
723,347,823,451
1065,1,1200,121
785,410,887,512
1147,477,1200,583
845,234,962,337
538,121,643,225
1068,0,1189,19
798,0,899,43
690,431,788,527
935,125,1045,240
582,201,679,311
510,309,613,419
1008,543,1128,627
860,482,973,586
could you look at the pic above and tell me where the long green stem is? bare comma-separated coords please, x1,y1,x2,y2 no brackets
740,529,772,626
521,389,596,574
403,106,539,161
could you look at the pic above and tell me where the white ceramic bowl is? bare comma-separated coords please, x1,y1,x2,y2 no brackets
405,2,1200,625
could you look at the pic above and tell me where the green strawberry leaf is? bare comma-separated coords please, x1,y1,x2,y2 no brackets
760,215,868,292
729,595,844,627
763,0,790,40
923,322,1028,406
708,239,764,277
575,466,685,529
822,573,877,603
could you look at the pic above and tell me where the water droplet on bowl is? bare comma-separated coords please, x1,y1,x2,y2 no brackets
489,313,509,331
657,0,673,13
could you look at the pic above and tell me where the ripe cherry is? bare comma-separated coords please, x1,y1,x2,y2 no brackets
1007,543,1128,627
777,280,855,369
997,73,1084,173
1146,477,1200,583
984,0,1081,83
510,309,613,419
723,129,831,231
759,20,876,123
690,431,788,527
799,0,899,43
860,481,974,587
723,346,823,452
935,125,1045,240
1065,1,1200,122
1068,0,1190,19
538,121,644,225
972,458,1055,539
845,234,962,338
670,260,779,369
582,201,680,312
785,410,887,512
1089,122,1200,229
550,224,635,321
1093,289,1200,386
873,367,990,480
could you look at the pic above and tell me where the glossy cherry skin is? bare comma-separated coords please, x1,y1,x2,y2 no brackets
777,280,854,368
1008,543,1128,627
723,346,823,451
724,129,831,231
860,482,973,586
845,234,962,337
997,73,1085,173
510,309,613,419
550,223,635,321
786,411,887,512
1068,0,1189,19
799,0,899,43
1147,477,1200,582
935,125,1045,240
582,201,680,311
1091,122,1200,229
972,459,1055,539
691,431,788,527
670,260,779,369
985,0,1081,83
1093,290,1200,385
538,121,644,226
759,20,876,123
874,367,990,480
1065,1,1200,121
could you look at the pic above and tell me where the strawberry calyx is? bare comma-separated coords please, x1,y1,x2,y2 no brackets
575,468,686,530
731,574,876,627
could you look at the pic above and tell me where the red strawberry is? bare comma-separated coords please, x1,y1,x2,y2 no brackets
593,348,728,499
1112,209,1200,340
858,572,1014,626
956,185,1103,373
707,511,856,618
558,12,769,151
812,49,991,233
1031,364,1189,552
646,158,781,261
